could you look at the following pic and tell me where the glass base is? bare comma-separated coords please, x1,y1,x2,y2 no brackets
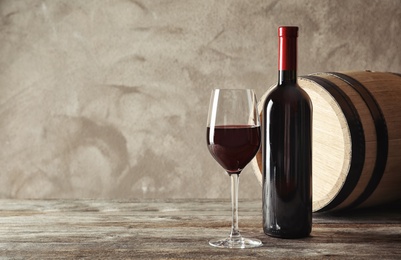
209,236,262,249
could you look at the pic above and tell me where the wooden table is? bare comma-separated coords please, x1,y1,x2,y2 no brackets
0,199,400,259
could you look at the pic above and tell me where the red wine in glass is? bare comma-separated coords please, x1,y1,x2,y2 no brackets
206,89,262,249
207,125,260,174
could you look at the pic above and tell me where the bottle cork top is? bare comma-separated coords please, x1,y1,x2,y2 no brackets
278,26,298,37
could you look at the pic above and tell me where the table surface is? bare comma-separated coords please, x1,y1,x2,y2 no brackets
0,199,400,259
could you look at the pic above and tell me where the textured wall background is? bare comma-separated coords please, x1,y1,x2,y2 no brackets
0,0,400,199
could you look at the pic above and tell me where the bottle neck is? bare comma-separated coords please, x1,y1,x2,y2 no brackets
278,34,297,85
278,70,297,85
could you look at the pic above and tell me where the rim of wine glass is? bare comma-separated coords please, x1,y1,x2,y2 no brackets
208,88,260,128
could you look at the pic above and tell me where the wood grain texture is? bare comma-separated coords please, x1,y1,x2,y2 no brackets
0,199,400,259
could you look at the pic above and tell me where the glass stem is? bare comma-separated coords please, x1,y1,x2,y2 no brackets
230,173,241,240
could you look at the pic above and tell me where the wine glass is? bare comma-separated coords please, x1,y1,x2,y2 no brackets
206,89,262,249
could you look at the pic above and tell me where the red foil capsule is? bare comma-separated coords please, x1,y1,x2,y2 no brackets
278,26,298,71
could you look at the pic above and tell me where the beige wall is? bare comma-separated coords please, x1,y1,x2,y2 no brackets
0,0,400,199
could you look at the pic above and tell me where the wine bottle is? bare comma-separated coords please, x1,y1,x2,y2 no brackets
262,26,312,238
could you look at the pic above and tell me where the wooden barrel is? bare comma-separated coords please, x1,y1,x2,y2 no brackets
251,71,401,212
